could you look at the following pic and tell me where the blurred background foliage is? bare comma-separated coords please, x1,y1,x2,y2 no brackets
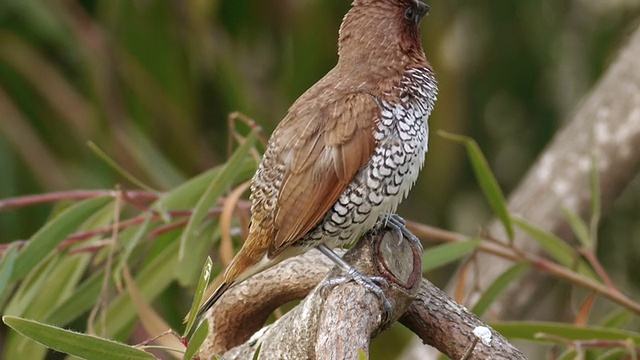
1,0,640,358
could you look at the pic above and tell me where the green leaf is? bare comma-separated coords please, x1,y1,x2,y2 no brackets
513,217,597,280
600,309,633,329
5,255,60,317
598,349,629,360
422,239,481,272
11,197,112,282
472,263,529,317
251,339,263,360
177,221,220,288
92,232,181,338
184,320,209,360
492,321,640,343
557,350,578,360
561,208,591,249
0,243,19,297
159,158,256,212
178,129,259,282
124,124,187,189
439,131,514,241
25,254,91,320
114,216,153,290
88,141,158,194
358,348,368,360
184,256,213,338
45,269,105,326
2,316,155,360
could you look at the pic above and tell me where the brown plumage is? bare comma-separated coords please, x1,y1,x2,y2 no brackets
191,0,437,329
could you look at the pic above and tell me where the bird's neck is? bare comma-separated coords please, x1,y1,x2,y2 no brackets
332,50,429,91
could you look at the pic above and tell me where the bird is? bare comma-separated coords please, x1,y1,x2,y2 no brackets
189,0,437,335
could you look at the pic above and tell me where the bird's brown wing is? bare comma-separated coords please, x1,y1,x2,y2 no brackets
268,92,379,257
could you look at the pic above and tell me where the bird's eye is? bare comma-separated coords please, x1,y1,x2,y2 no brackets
404,6,415,21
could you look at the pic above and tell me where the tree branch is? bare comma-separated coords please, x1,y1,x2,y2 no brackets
199,226,524,359
452,23,640,318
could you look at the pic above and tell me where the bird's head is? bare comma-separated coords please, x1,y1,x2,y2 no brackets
338,0,430,69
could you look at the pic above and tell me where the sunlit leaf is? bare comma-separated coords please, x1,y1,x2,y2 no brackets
438,131,514,241
472,262,529,317
3,316,155,360
252,342,263,360
184,320,209,360
422,239,481,273
184,256,213,338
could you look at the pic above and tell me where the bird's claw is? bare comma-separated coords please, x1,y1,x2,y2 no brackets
322,273,392,323
386,214,423,251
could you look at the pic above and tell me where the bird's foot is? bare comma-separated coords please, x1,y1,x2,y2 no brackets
316,244,393,322
386,214,423,251
322,273,392,322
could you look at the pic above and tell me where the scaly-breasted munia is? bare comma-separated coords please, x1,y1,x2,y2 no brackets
191,0,437,330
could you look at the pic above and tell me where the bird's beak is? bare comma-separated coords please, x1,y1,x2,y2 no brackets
416,1,429,23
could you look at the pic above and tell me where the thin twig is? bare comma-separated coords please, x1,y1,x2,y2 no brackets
0,190,157,211
406,221,640,315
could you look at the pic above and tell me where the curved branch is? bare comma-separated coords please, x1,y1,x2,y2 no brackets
199,226,524,359
400,279,525,359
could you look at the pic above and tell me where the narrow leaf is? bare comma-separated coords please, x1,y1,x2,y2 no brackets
358,348,368,360
472,263,529,317
2,316,155,360
122,265,183,353
183,321,209,360
492,321,640,343
184,257,213,338
88,141,158,194
178,129,258,277
4,255,60,317
45,269,105,326
159,158,256,211
0,243,19,296
11,197,112,282
92,233,181,338
600,309,633,329
439,131,514,240
176,222,219,287
422,239,481,273
561,208,591,249
252,341,263,360
513,217,597,280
